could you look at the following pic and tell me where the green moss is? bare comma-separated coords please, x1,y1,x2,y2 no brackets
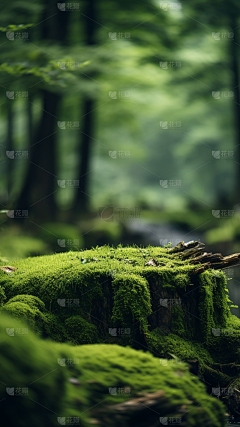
42,312,67,342
6,294,46,311
146,328,214,364
111,274,151,332
171,306,186,337
1,298,46,335
65,315,99,344
175,273,191,289
0,244,239,396
0,313,67,427
0,312,226,427
0,285,6,306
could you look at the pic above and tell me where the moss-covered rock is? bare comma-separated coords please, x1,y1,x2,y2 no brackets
0,244,239,417
0,313,226,427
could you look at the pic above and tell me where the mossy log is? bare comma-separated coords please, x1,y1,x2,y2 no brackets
0,242,240,420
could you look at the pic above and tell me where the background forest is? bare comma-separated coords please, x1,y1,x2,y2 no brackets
1,0,240,313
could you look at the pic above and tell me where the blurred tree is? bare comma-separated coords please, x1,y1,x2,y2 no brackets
74,0,176,213
180,0,240,205
17,0,70,220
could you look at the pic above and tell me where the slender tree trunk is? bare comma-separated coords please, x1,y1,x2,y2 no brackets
75,0,97,214
16,95,33,210
16,0,70,221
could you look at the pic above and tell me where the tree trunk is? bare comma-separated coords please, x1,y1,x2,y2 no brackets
15,0,70,221
75,0,97,214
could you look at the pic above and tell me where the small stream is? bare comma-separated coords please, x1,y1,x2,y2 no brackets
125,219,202,246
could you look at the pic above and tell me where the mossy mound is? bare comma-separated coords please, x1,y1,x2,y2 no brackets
0,313,226,427
0,244,239,413
0,245,232,339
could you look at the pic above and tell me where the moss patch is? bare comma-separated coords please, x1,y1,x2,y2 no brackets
0,244,239,401
0,313,226,427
